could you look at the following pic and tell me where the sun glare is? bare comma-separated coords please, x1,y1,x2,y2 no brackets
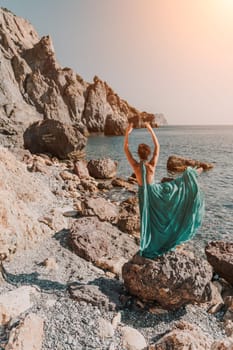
218,0,233,8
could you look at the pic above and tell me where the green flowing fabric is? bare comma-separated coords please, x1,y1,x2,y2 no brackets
138,163,205,258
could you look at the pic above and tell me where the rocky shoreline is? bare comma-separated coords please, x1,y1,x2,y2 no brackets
0,144,232,350
0,6,233,350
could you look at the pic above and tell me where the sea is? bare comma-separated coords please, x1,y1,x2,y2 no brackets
86,125,233,255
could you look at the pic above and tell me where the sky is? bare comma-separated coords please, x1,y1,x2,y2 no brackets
1,0,233,125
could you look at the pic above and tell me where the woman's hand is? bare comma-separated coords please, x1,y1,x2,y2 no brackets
126,123,133,135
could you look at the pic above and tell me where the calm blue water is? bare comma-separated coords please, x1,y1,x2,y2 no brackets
86,125,233,254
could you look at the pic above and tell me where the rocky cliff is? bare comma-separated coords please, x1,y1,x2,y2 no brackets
0,7,167,147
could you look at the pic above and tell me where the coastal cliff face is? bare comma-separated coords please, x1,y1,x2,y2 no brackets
0,7,167,146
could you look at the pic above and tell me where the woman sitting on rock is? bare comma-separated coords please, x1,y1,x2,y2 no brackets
124,122,204,259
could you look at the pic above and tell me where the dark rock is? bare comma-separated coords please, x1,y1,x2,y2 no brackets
167,155,214,173
68,216,138,265
161,177,174,183
87,158,117,179
205,241,233,286
23,119,86,159
122,251,213,309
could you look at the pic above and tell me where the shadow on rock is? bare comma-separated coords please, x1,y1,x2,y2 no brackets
53,228,72,251
68,276,124,311
1,263,67,293
90,276,124,305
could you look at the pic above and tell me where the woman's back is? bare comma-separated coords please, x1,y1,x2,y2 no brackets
134,161,155,186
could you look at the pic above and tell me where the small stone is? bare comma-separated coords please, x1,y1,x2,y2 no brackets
211,337,233,350
45,299,57,308
207,282,224,314
60,170,77,181
73,160,89,178
105,271,115,278
149,307,168,315
97,256,128,277
225,296,233,311
224,320,233,337
99,318,115,339
136,300,145,309
74,200,83,212
109,343,115,350
112,312,121,329
212,280,223,294
43,257,58,270
121,326,147,350
224,310,233,322
62,210,79,218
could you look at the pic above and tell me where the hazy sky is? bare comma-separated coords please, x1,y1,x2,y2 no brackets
2,0,233,124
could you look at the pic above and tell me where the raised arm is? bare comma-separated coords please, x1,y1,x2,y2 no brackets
145,122,160,167
124,123,137,169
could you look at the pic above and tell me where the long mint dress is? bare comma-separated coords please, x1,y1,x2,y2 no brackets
138,163,205,258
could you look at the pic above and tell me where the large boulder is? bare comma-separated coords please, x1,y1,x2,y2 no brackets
167,155,214,172
205,241,233,286
122,251,213,309
104,114,128,136
87,158,117,179
0,147,54,258
68,216,138,267
23,119,87,159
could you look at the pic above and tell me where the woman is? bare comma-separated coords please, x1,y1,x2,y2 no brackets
124,122,204,259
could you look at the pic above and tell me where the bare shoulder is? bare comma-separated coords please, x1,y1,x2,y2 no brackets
133,161,141,172
146,162,155,172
